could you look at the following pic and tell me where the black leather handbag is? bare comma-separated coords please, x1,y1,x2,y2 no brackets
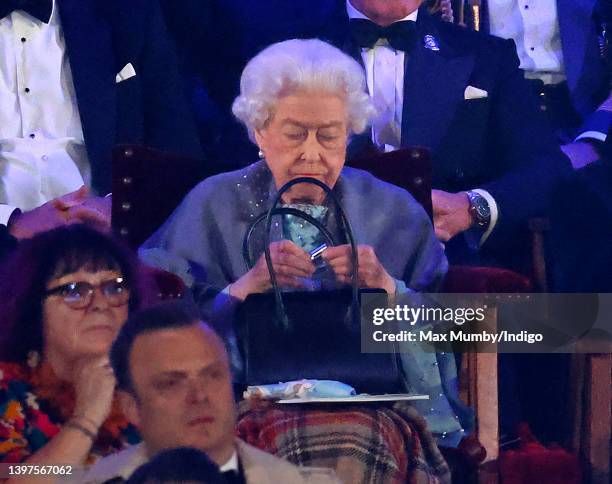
235,177,405,394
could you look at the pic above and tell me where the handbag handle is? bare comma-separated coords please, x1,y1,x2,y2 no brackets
243,207,338,270
263,177,360,329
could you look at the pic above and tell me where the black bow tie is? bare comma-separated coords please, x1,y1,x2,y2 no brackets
349,18,417,52
0,0,52,23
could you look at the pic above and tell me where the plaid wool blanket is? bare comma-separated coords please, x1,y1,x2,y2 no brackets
236,400,451,484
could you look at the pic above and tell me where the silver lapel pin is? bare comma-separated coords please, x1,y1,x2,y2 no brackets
423,34,440,51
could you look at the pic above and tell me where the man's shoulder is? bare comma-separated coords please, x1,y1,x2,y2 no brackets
419,14,514,58
237,440,339,484
93,0,150,16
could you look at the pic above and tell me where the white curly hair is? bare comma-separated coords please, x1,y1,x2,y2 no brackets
232,38,375,142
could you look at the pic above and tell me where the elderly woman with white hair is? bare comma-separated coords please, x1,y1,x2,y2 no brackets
141,38,470,483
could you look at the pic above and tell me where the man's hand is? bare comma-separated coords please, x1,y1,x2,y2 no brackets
561,141,600,170
51,185,90,210
8,187,112,239
69,195,112,233
432,189,473,241
8,201,73,240
322,244,396,294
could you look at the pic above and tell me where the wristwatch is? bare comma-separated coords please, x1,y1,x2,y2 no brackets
466,191,491,230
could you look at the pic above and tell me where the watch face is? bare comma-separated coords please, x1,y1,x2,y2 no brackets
474,198,489,219
469,192,490,225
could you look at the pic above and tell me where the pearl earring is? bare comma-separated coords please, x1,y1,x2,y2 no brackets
258,149,264,159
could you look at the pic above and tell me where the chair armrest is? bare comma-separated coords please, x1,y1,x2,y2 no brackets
139,265,186,307
443,266,532,293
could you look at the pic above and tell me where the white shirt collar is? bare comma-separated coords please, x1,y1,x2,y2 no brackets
49,0,58,24
219,450,239,473
10,0,59,25
346,0,418,23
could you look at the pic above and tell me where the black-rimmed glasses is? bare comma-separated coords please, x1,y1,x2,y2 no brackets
43,277,130,309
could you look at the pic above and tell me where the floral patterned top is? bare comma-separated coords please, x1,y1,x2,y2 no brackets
0,362,140,464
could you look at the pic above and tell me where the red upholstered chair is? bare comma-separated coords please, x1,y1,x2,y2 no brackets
111,145,197,307
139,264,186,307
112,145,207,249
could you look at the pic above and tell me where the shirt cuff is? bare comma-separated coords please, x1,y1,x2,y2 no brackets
0,205,19,227
575,101,611,142
394,279,415,294
471,188,498,246
575,131,607,143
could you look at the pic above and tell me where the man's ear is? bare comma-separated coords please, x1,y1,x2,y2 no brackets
119,390,140,427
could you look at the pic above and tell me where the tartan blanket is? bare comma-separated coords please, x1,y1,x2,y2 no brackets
236,400,451,484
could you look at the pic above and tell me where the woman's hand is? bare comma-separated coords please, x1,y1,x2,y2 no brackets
322,244,396,294
73,356,116,430
230,240,315,301
4,357,116,482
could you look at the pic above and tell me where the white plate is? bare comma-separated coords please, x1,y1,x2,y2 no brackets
277,394,429,404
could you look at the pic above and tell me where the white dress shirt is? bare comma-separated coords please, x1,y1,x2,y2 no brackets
0,0,90,225
488,0,565,85
346,0,416,152
346,1,498,244
219,450,239,473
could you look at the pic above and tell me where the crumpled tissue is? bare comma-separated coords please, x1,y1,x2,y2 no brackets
243,379,356,400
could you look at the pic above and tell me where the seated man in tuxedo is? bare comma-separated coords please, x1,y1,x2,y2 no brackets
314,0,571,271
0,0,202,241
458,0,611,170
83,302,338,483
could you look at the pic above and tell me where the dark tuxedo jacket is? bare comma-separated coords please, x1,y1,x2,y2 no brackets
0,225,16,262
551,131,612,292
462,0,610,135
160,0,340,171
56,0,203,195
557,0,609,120
319,6,571,261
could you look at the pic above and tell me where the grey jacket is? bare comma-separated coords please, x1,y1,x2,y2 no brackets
77,439,339,483
140,161,472,446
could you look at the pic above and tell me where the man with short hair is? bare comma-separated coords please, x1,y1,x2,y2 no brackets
82,302,338,483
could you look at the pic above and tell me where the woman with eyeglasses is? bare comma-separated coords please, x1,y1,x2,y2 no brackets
0,225,141,482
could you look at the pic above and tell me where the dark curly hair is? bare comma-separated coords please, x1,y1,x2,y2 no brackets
0,225,141,363
126,447,225,484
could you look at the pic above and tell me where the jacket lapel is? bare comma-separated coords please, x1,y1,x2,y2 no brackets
401,20,475,151
238,441,282,484
58,0,116,193
556,0,598,102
